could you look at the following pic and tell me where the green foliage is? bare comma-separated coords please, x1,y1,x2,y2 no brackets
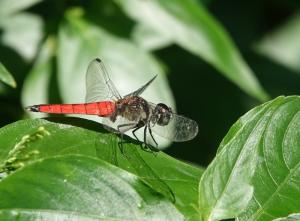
0,118,203,220
1,96,300,220
116,0,269,101
199,96,300,220
0,155,183,221
1,0,300,220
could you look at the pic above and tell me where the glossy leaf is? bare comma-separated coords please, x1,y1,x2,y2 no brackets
116,0,269,101
199,96,300,221
255,13,300,73
0,63,16,88
237,96,300,220
0,155,183,221
0,118,204,219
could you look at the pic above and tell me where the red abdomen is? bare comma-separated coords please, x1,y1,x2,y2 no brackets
27,101,115,117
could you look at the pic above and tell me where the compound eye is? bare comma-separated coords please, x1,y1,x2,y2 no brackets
157,103,169,110
155,103,172,126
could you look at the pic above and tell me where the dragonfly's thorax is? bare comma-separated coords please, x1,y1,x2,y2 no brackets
113,96,150,123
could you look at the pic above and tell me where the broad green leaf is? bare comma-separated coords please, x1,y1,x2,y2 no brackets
0,209,118,221
199,96,300,221
0,13,43,61
255,12,300,73
273,214,300,221
21,37,56,118
0,155,183,220
115,0,269,101
237,96,300,220
0,118,204,219
57,8,174,147
120,145,203,221
0,62,16,88
198,97,279,221
0,0,42,17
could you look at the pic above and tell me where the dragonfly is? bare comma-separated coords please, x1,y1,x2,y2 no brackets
26,58,198,151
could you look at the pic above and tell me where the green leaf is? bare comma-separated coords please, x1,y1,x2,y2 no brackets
198,96,300,221
115,0,269,101
273,214,300,221
237,96,300,220
120,145,203,220
0,155,183,220
255,12,300,73
0,209,116,221
0,63,16,88
0,118,204,219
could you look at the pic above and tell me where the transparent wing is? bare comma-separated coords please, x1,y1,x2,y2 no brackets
85,58,122,102
150,113,198,142
124,75,157,98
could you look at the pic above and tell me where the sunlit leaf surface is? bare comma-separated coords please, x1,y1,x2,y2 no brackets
116,0,269,101
0,118,203,220
0,155,183,221
0,209,115,221
198,96,300,221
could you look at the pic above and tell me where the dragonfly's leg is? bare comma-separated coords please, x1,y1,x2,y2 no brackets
144,127,159,153
132,124,144,143
117,123,137,153
141,125,158,153
143,125,148,148
132,122,152,153
148,126,159,152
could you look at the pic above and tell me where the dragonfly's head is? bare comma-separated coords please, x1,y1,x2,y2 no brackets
152,103,172,126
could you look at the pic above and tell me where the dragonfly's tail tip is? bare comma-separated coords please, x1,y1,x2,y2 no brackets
95,58,102,63
25,105,39,112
